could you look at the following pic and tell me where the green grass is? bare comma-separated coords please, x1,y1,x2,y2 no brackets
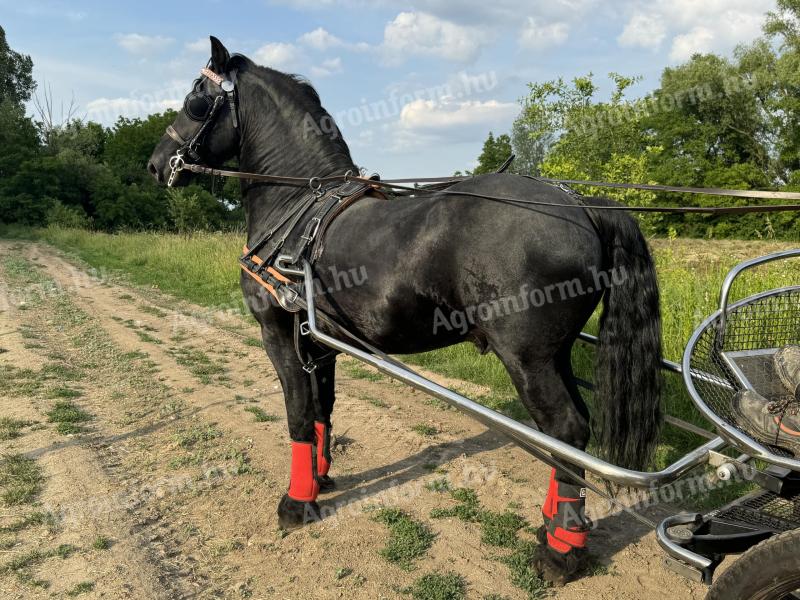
46,401,91,435
91,535,111,550
66,581,95,596
174,423,222,449
404,572,466,600
372,508,436,571
10,230,800,472
0,455,44,506
412,424,438,437
243,406,279,422
0,418,33,441
0,511,57,534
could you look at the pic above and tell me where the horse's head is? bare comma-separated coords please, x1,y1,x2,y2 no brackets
148,36,241,186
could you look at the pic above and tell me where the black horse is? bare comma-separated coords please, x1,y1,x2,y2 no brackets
148,37,662,584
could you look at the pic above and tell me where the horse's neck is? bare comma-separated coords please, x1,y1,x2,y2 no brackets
239,127,355,237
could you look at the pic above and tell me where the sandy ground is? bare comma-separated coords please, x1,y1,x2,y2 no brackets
0,240,712,599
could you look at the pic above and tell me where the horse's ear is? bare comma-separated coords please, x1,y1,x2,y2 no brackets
210,36,230,73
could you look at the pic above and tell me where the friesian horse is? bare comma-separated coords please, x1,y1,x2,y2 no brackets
148,37,662,584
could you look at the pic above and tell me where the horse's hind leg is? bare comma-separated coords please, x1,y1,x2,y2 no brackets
496,345,591,585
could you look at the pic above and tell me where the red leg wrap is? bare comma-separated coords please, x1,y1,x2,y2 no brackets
541,468,589,554
314,421,331,477
288,441,319,502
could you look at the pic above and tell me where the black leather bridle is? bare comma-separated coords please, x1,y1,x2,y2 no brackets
166,64,239,187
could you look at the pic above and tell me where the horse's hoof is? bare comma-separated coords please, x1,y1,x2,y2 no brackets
277,494,321,530
318,475,336,493
531,534,588,586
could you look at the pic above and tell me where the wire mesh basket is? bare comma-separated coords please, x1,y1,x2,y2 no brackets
683,250,800,466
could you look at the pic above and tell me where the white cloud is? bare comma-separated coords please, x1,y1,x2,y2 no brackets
617,13,667,49
85,96,181,123
299,27,344,51
618,0,774,60
669,26,715,61
311,57,343,77
185,37,209,53
116,33,174,56
518,18,570,49
253,42,305,71
383,12,485,63
400,98,519,131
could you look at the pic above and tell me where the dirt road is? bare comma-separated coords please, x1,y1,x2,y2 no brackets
0,240,709,599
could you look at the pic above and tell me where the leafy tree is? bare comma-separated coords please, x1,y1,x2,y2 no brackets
472,132,513,175
167,185,227,233
103,111,177,174
0,25,35,106
0,100,39,180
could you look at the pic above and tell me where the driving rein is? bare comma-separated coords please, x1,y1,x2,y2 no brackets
166,65,800,216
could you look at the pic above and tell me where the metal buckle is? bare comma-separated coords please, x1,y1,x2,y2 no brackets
302,361,318,374
301,218,322,242
300,321,311,336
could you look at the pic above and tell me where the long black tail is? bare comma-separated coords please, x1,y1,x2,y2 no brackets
585,197,663,471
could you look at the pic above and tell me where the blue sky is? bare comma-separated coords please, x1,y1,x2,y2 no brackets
2,0,777,177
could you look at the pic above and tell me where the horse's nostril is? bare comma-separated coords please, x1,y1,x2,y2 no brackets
147,162,161,182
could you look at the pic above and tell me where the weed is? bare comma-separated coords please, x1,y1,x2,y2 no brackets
244,337,262,348
244,406,279,422
412,424,438,437
0,417,33,441
169,346,226,384
175,423,222,449
139,304,168,318
66,581,95,596
0,511,57,534
372,508,436,570
404,572,466,600
501,541,549,599
0,455,44,506
135,330,162,344
335,567,353,580
118,293,134,300
47,401,91,433
48,386,83,399
424,477,451,493
92,535,111,550
343,363,383,382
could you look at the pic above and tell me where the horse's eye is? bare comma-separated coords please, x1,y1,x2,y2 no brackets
184,93,213,121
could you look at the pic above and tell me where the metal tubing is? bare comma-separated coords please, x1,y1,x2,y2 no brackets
302,262,723,489
656,514,714,571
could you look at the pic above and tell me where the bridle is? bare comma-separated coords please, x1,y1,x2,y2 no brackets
166,65,239,187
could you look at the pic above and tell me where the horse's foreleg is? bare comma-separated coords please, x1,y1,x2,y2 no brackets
311,361,336,491
257,309,322,529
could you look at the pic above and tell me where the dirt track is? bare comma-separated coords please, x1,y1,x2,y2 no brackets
0,240,711,599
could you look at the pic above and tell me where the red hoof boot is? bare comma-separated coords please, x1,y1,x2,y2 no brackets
280,441,321,529
314,421,335,492
536,469,590,585
531,540,588,586
277,494,321,529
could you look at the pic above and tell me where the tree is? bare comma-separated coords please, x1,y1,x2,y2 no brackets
0,25,35,107
472,132,513,175
103,111,177,174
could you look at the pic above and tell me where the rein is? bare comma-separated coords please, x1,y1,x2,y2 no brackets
175,162,800,215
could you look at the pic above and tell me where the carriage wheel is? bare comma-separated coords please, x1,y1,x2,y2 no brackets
706,528,800,600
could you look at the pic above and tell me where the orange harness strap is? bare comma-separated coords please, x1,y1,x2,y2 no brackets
240,245,294,302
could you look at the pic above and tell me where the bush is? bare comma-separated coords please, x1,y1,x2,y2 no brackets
167,185,227,233
46,200,90,229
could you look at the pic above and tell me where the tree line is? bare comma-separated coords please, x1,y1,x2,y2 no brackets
4,1,800,238
473,0,800,240
0,26,241,232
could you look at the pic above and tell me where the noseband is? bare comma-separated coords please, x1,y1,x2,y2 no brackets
166,65,239,187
